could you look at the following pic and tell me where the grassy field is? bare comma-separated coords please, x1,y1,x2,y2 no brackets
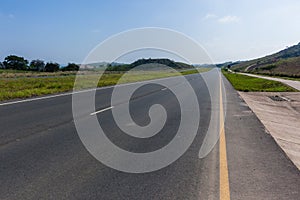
0,68,210,101
0,69,79,78
222,70,298,92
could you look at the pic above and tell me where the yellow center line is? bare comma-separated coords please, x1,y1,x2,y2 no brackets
219,73,231,200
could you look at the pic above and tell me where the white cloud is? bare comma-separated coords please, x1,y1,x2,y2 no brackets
218,15,240,24
203,13,217,20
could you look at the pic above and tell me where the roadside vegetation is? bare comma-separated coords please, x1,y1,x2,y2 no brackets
0,70,79,78
222,70,297,92
0,70,210,101
0,55,79,72
0,55,211,101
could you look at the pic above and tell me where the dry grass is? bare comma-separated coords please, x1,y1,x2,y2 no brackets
0,68,210,101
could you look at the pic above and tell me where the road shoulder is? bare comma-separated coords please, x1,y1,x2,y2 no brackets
223,76,300,199
239,92,300,170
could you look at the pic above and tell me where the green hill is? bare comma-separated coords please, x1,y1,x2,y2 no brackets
231,42,300,77
106,58,193,71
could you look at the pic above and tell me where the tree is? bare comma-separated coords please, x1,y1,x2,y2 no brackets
29,59,45,71
3,55,28,70
44,62,60,72
0,62,4,69
61,63,79,71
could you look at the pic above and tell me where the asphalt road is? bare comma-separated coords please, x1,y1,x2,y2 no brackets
0,69,299,199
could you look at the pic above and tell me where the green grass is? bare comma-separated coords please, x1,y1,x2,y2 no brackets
181,68,209,75
222,70,298,92
0,69,31,73
0,68,211,101
0,76,75,100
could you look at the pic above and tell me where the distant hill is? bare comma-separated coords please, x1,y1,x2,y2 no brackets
106,58,193,71
88,62,109,67
231,42,300,77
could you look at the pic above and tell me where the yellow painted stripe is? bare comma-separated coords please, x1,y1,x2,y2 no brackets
219,74,231,200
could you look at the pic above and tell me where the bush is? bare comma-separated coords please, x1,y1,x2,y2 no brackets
45,62,60,72
3,55,28,70
61,63,79,71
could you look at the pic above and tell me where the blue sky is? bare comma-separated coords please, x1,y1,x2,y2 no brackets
1,0,300,64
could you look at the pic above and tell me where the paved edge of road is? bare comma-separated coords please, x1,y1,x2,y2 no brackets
223,75,300,199
238,91,300,170
225,71,300,170
239,72,300,91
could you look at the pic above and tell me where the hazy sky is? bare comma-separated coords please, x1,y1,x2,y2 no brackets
1,0,300,64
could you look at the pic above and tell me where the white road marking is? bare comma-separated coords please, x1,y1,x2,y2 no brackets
161,88,168,91
90,106,114,116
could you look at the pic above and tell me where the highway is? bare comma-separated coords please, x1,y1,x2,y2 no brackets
0,69,299,200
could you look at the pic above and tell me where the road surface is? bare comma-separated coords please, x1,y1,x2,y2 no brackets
0,69,299,199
